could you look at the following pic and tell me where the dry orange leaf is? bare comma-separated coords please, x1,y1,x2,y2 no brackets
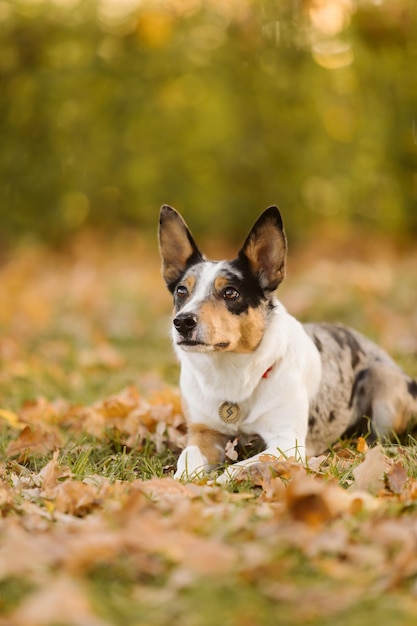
98,386,140,419
0,480,14,510
356,436,369,454
286,477,336,526
149,386,183,413
6,425,62,461
138,477,199,501
19,396,69,425
386,462,408,495
54,480,102,516
39,450,72,493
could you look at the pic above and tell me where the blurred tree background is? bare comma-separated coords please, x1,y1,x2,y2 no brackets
1,0,417,245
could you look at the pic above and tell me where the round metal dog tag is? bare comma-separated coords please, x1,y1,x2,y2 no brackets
218,401,241,424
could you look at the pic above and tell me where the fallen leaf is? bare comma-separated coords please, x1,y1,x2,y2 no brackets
225,438,239,461
0,408,24,429
19,397,70,426
0,480,14,511
286,477,337,526
351,445,390,494
285,475,375,525
356,436,369,454
138,477,199,501
54,480,102,516
307,455,329,473
98,386,140,419
6,425,62,461
39,450,72,493
386,462,408,495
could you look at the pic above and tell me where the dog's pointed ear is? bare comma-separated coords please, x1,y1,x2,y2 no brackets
238,206,287,291
158,205,203,292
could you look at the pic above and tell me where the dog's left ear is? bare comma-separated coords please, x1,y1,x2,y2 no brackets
238,206,287,291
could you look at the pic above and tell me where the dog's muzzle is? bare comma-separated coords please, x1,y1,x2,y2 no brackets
173,312,198,337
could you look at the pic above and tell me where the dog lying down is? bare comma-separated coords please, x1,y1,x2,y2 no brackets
158,204,417,482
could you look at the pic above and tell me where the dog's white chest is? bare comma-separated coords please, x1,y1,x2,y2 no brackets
179,358,285,436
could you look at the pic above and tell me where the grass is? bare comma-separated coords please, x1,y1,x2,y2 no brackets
0,232,417,625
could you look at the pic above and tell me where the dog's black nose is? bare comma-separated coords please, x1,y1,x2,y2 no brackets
173,313,198,335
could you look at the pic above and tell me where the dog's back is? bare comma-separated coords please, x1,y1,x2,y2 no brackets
305,322,417,455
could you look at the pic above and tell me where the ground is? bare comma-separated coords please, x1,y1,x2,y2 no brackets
0,229,417,626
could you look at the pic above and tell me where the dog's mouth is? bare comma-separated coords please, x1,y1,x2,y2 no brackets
178,340,230,351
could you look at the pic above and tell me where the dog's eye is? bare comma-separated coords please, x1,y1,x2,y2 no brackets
223,287,240,301
176,285,188,298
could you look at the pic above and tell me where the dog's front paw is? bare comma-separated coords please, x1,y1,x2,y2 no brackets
215,447,289,485
215,459,269,486
174,446,209,481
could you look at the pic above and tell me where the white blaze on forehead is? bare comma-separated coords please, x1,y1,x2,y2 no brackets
180,261,241,313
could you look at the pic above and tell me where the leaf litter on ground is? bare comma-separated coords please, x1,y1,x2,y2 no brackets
0,233,417,624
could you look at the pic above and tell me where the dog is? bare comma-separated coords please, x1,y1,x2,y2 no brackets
158,204,417,482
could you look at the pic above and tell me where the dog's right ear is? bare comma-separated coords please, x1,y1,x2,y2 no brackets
158,205,203,292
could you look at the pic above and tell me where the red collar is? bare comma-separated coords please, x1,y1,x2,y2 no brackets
262,365,273,379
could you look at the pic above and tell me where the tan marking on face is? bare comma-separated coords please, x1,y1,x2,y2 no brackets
213,276,230,293
236,307,265,352
182,274,196,295
196,299,267,353
187,423,228,466
197,300,240,349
